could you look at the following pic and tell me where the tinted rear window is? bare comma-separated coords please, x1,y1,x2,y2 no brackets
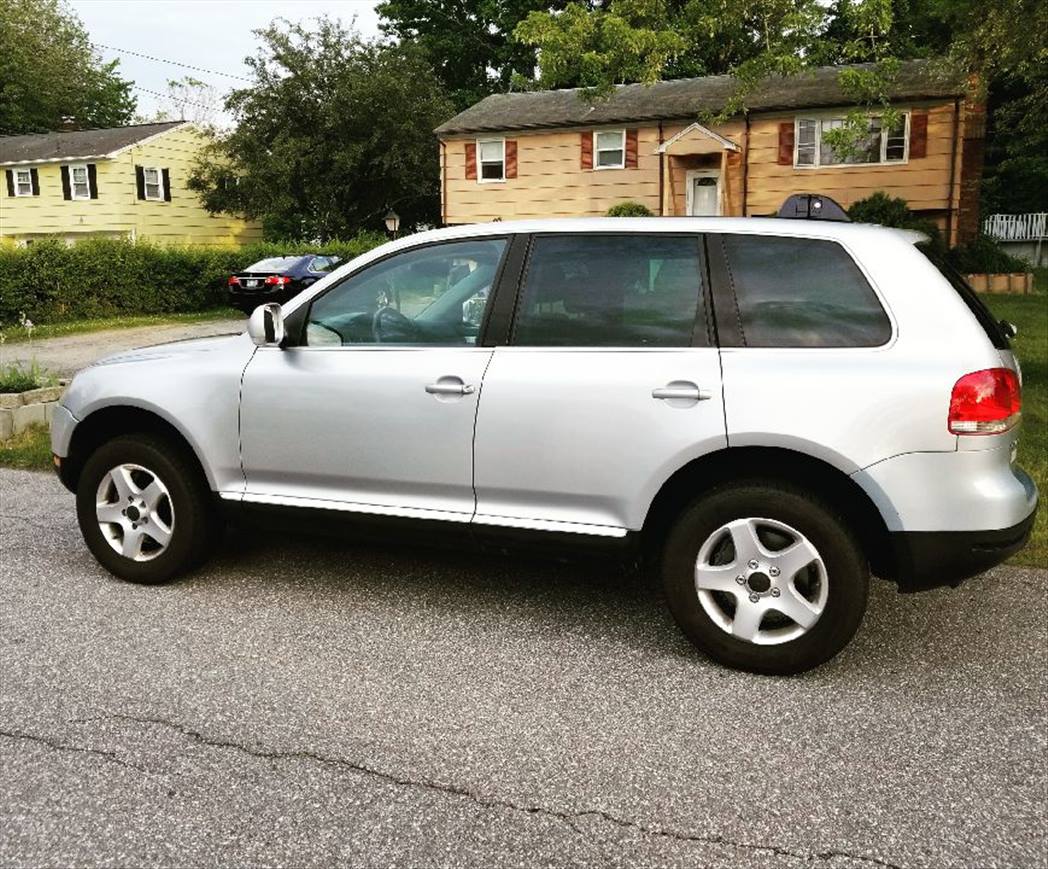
513,235,706,347
245,256,301,272
718,235,891,347
918,244,1010,350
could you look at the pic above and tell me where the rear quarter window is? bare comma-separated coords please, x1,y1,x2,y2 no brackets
716,235,892,348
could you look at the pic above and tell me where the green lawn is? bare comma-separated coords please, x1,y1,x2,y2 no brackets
0,424,53,471
1,308,241,344
982,294,1047,568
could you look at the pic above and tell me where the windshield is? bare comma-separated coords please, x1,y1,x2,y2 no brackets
244,256,301,272
917,243,1010,350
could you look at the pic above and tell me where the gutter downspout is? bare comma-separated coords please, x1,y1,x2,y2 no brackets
946,98,960,246
439,139,448,226
742,112,750,217
658,121,665,216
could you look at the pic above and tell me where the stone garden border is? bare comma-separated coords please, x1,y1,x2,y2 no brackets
966,273,1035,294
0,384,66,441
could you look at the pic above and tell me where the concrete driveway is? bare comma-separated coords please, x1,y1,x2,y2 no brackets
4,317,245,378
1,467,1045,868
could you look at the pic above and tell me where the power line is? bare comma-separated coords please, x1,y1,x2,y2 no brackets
132,85,220,113
93,42,253,84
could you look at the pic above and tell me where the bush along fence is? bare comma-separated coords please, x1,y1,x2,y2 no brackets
0,234,385,325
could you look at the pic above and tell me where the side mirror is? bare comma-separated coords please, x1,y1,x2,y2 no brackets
247,302,285,347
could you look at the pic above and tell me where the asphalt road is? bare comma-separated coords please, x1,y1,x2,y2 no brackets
1,468,1045,868
5,318,245,378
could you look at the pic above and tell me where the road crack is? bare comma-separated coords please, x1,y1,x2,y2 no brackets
0,727,149,773
73,711,902,868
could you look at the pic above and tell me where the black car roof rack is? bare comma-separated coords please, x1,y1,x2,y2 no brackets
777,193,850,222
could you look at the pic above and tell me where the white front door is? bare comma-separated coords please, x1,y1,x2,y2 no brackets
688,170,720,216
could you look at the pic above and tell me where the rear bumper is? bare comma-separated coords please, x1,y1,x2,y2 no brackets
888,505,1038,592
228,288,294,310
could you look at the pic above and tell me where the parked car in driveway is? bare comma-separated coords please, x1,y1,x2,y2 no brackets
227,254,340,313
51,217,1038,674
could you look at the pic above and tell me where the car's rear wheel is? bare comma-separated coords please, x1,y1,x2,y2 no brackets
76,434,218,584
662,482,868,675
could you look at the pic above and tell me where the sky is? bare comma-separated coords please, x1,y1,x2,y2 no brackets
69,0,384,125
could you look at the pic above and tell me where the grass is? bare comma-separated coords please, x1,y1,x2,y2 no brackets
0,425,53,471
0,360,58,393
0,308,241,344
982,293,1047,568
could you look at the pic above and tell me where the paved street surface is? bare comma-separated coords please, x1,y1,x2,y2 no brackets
1,468,1045,868
4,317,245,378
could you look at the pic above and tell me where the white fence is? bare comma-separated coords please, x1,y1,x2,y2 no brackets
982,212,1047,242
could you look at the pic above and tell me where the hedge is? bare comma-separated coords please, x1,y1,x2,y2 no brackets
0,234,385,325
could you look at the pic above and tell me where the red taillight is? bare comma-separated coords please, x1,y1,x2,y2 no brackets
227,275,240,286
263,275,291,286
948,368,1021,435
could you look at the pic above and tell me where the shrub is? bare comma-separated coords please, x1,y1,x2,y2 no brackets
0,360,56,393
947,235,1029,274
0,233,385,326
847,191,945,255
606,201,653,217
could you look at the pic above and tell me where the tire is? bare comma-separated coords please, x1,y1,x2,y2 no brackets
662,482,869,675
75,433,219,584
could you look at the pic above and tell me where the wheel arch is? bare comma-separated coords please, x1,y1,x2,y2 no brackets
641,446,895,579
61,404,214,494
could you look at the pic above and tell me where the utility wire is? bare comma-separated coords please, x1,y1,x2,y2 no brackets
132,85,220,113
93,42,252,84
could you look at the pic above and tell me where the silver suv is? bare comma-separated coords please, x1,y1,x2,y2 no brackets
51,218,1038,674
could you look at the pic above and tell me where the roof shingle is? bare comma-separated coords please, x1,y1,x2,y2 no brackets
0,121,186,166
435,60,962,136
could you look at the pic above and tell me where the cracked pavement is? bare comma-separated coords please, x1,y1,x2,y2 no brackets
1,468,1046,867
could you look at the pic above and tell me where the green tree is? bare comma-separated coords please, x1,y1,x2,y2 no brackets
377,0,572,109
0,0,135,134
189,19,454,240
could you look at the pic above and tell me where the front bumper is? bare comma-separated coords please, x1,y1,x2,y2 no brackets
888,506,1038,592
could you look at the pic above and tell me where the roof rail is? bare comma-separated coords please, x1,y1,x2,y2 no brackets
777,194,850,222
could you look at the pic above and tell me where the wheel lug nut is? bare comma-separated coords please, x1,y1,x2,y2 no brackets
735,575,746,585
769,566,780,577
748,560,759,570
749,593,760,603
771,588,781,597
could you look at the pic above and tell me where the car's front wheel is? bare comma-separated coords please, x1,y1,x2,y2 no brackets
662,482,869,675
76,434,218,584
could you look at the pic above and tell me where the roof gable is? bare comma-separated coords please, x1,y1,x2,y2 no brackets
0,121,187,166
435,60,962,136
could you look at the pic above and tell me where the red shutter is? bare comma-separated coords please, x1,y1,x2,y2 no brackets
505,139,517,178
464,142,477,180
625,129,639,168
777,121,795,165
580,132,593,170
909,112,928,159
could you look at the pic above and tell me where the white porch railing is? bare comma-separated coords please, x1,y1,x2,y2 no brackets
982,212,1047,242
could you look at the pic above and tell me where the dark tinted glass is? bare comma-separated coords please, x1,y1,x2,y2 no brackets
245,256,301,272
719,235,891,347
514,235,705,347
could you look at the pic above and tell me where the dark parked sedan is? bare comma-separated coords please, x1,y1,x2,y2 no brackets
228,254,340,313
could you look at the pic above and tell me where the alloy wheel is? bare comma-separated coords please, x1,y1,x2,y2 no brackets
95,463,175,562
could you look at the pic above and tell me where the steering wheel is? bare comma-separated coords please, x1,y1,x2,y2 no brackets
371,305,415,343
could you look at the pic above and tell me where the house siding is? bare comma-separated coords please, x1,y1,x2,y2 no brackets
439,98,981,244
0,125,261,246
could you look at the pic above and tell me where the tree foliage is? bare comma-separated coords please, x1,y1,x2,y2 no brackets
377,0,570,109
0,0,135,134
189,19,454,240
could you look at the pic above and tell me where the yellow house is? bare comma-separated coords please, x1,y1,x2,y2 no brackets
436,60,984,246
0,121,261,246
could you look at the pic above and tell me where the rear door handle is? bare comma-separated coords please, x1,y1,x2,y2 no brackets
652,383,712,401
426,379,475,396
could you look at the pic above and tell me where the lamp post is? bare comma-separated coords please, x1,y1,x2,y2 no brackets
383,209,400,239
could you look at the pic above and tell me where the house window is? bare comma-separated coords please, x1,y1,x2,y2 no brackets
794,114,908,167
477,139,505,182
594,130,626,169
69,164,91,199
13,169,33,196
142,167,163,200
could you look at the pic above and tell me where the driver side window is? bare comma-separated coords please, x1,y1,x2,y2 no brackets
306,238,507,346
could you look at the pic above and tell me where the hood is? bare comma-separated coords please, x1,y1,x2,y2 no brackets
91,332,246,367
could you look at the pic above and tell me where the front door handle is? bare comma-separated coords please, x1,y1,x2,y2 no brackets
652,382,712,401
426,378,475,396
